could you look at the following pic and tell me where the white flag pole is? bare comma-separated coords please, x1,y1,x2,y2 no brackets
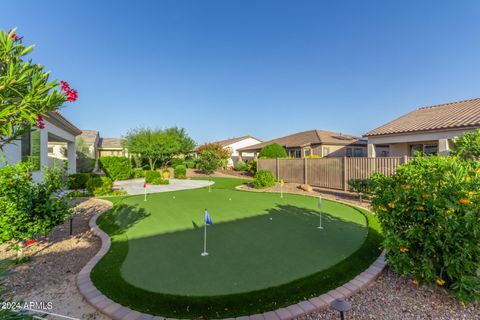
201,222,208,256
317,196,324,229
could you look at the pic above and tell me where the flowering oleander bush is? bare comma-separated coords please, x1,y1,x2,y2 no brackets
0,28,78,149
0,162,71,244
253,169,276,189
99,156,132,181
370,155,480,302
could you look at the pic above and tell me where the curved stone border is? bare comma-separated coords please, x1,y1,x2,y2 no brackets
77,199,387,320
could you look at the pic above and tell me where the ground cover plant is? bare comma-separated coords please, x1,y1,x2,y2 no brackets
92,177,382,318
371,155,480,303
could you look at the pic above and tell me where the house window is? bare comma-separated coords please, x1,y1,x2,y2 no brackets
303,148,311,157
423,144,438,155
354,148,363,157
323,147,330,157
289,149,301,158
346,148,352,157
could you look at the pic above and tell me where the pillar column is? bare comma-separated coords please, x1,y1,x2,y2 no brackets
438,139,450,156
367,143,376,157
67,141,76,174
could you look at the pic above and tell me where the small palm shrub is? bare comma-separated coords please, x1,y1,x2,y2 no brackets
184,161,195,168
253,170,276,189
99,156,131,181
68,173,91,190
145,170,161,183
371,155,480,302
86,177,113,196
174,165,187,179
234,161,247,171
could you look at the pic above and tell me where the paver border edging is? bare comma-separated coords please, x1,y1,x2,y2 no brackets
77,199,387,320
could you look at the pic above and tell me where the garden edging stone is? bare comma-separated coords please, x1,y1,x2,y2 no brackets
77,198,387,320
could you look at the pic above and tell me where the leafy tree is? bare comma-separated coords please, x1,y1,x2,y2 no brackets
197,150,222,175
451,129,480,161
0,28,77,149
259,143,287,158
124,127,195,170
196,143,232,169
74,136,95,173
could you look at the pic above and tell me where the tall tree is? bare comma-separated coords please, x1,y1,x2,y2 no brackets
0,28,78,149
124,127,195,170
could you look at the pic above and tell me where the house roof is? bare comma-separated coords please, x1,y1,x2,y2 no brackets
238,130,366,152
79,130,99,146
364,98,480,137
98,138,124,149
46,111,82,136
212,135,261,147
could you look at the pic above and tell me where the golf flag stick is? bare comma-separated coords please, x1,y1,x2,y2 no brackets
201,209,213,256
280,179,284,198
144,181,147,201
317,196,324,229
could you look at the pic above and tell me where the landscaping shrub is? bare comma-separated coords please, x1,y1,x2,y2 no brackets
132,168,146,178
68,173,90,190
162,169,170,179
451,128,480,161
145,170,161,183
347,178,372,195
234,161,247,171
258,143,287,158
86,176,113,196
99,156,132,181
246,159,257,174
76,157,96,173
174,165,187,179
184,160,195,169
253,170,276,189
151,178,170,185
197,150,222,174
171,158,184,168
0,162,70,243
370,155,480,302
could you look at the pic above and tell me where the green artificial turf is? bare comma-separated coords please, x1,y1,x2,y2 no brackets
92,177,382,318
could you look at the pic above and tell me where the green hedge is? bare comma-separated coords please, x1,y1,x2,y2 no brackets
132,168,146,178
68,173,91,190
99,156,132,181
86,177,113,196
258,143,287,158
174,165,187,179
92,194,382,318
253,170,276,189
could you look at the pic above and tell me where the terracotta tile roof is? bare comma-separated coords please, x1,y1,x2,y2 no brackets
98,138,124,149
364,98,480,137
238,130,366,152
79,130,99,146
212,135,261,147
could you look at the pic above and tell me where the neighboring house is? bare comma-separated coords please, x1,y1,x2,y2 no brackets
98,137,127,157
0,111,82,182
364,98,480,157
212,136,263,163
238,129,368,159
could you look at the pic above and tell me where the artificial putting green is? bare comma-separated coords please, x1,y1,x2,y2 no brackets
92,177,382,317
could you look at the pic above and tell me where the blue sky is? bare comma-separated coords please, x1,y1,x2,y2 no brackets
2,1,480,144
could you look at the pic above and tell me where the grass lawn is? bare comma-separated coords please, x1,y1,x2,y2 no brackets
92,177,382,318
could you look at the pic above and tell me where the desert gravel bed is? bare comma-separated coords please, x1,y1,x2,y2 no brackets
0,198,112,320
304,267,479,320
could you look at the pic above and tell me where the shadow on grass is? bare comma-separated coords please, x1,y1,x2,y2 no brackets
91,201,381,318
97,203,150,237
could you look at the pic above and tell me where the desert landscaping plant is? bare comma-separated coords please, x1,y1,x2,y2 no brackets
86,176,113,196
0,162,71,244
0,28,78,149
196,143,232,168
370,155,480,303
253,169,276,189
197,149,222,175
99,156,132,181
234,160,247,171
174,165,187,179
258,143,287,158
451,129,480,161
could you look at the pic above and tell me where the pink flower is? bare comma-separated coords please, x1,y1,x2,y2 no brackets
36,114,45,129
26,239,35,246
60,80,78,102
7,30,19,40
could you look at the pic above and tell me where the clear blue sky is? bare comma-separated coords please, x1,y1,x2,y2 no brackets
3,1,480,144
